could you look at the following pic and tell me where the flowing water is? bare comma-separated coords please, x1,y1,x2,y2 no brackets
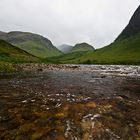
0,65,140,140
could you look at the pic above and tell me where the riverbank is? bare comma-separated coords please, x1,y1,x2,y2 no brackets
1,63,140,76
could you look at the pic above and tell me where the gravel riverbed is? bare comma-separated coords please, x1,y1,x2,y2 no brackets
0,65,140,140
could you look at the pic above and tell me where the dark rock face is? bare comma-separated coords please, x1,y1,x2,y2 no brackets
116,6,140,41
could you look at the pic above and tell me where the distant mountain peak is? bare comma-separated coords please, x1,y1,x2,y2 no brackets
71,42,95,52
116,5,140,41
0,31,6,34
58,44,73,53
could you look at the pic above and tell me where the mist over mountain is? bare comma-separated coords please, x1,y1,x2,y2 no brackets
59,43,95,53
58,44,73,53
50,5,140,64
0,4,139,64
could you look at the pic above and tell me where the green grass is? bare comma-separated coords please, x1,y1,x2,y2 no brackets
0,39,39,63
49,33,140,65
1,31,140,65
71,43,94,52
16,41,62,58
44,51,91,64
0,62,16,72
0,31,62,58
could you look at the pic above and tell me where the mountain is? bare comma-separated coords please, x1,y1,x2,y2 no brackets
0,31,6,36
71,43,95,52
0,39,39,63
116,6,140,41
58,43,94,54
47,42,95,63
58,44,73,53
0,31,62,58
48,33,140,64
53,6,140,64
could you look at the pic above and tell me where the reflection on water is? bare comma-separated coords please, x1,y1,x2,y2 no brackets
0,65,140,140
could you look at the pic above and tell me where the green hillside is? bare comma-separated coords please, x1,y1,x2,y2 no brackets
46,51,90,64
0,31,62,58
116,6,140,41
17,40,62,58
71,43,95,52
61,33,140,64
0,39,39,63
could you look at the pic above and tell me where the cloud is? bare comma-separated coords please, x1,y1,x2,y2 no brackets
0,0,139,48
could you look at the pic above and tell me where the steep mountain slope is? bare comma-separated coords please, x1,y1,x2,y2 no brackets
68,33,140,64
58,44,73,53
116,6,140,41
0,31,62,58
71,43,95,52
0,39,39,63
61,6,140,64
0,31,6,36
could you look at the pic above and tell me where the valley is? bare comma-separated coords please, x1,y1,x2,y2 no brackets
1,5,140,65
0,3,140,140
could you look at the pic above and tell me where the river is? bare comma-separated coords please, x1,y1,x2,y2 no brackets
0,65,140,140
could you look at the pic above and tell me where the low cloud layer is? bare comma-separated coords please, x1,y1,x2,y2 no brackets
0,0,139,48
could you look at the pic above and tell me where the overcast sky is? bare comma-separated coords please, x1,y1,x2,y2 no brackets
0,0,139,48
